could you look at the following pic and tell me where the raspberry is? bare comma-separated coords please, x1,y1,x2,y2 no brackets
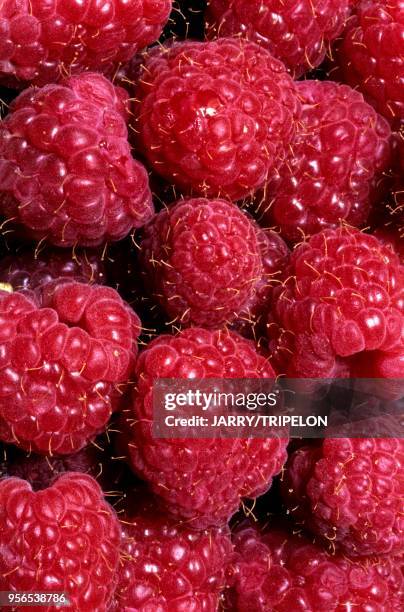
0,0,173,88
0,473,121,610
0,72,153,247
334,0,404,126
0,280,141,455
227,519,404,610
0,249,105,296
281,438,404,557
206,0,354,78
140,197,263,328
135,38,301,201
233,226,290,338
112,488,233,610
267,226,404,378
258,80,391,243
122,327,288,528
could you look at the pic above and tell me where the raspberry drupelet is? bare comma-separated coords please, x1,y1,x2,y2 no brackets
0,473,121,611
334,0,404,126
227,519,404,610
0,0,173,88
267,226,404,378
0,280,141,455
135,37,301,201
122,327,288,528
0,72,153,247
206,0,354,78
140,197,263,328
258,80,391,243
112,488,233,610
282,438,404,557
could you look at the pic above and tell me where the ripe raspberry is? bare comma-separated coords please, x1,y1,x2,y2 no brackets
334,0,404,126
123,327,288,528
282,438,404,557
140,198,263,328
0,473,121,610
135,38,301,201
0,249,105,296
0,0,173,88
227,519,404,610
233,226,290,338
267,226,404,378
259,80,391,243
206,0,354,78
0,280,141,455
112,488,233,610
0,72,153,247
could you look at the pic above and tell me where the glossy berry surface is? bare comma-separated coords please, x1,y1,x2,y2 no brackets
268,227,404,378
0,72,153,247
0,473,121,611
206,0,353,78
228,520,404,610
112,489,233,610
260,80,391,243
140,198,262,328
135,38,301,201
0,0,173,88
282,438,404,557
335,0,404,126
0,281,141,455
123,327,288,528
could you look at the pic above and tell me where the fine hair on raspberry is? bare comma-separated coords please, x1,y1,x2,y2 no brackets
0,72,153,247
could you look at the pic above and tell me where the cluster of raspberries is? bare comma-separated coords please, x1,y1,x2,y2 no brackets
0,1,402,610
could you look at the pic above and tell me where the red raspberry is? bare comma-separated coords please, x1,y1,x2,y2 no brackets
258,80,391,243
0,72,153,247
233,226,290,338
140,198,263,328
122,327,288,528
206,0,354,78
227,519,404,610
334,0,404,126
135,38,301,201
267,226,404,378
281,438,404,557
0,473,121,610
0,0,172,88
112,488,233,610
0,280,141,455
0,249,105,296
